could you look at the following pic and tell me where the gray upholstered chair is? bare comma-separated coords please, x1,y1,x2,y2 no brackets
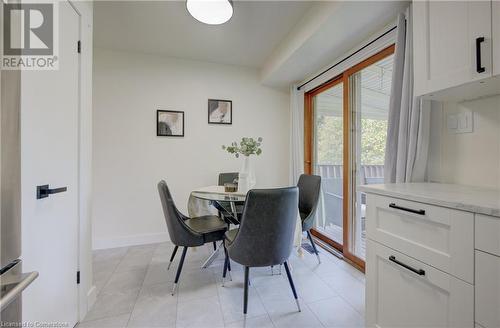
218,172,239,186
298,174,322,263
157,180,228,295
216,172,243,223
223,187,300,314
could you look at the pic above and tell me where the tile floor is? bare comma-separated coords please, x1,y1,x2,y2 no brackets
79,241,365,328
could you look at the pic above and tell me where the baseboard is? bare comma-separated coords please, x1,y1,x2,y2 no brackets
87,285,97,309
92,232,169,250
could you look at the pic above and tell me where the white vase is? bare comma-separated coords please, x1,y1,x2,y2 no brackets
238,156,256,192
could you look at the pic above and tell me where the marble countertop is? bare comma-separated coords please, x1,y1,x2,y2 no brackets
359,183,500,217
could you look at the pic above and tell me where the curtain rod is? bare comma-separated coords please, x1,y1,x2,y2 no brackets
296,25,397,91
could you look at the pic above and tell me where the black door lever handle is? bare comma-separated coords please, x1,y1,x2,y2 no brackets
36,184,68,199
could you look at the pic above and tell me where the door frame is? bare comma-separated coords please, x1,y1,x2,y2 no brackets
304,44,395,271
66,0,87,320
304,75,345,254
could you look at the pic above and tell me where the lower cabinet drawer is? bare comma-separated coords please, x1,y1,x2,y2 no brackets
475,250,500,328
366,194,474,283
366,240,474,328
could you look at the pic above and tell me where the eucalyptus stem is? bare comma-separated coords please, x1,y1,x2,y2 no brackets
222,137,263,158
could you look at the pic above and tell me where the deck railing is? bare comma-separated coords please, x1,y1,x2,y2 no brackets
315,164,384,228
316,164,384,183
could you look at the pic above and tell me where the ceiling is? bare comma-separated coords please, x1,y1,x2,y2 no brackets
260,1,408,88
93,1,312,68
93,1,408,89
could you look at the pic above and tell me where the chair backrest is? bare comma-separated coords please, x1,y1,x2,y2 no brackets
218,172,239,186
297,174,322,218
227,187,298,267
157,180,201,246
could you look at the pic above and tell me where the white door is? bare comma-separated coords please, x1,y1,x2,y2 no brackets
20,1,80,325
413,1,492,96
365,240,474,328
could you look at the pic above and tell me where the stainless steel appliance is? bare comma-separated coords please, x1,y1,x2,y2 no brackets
1,4,39,321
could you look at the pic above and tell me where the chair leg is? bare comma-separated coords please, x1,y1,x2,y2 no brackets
172,246,188,295
307,231,321,264
283,261,301,312
243,266,250,314
213,241,217,251
222,249,229,286
222,245,232,285
167,246,178,270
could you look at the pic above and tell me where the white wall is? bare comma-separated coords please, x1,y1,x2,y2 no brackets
427,95,500,189
93,48,290,249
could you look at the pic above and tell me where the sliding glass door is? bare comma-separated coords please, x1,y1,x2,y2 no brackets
350,53,394,260
304,45,394,269
310,79,344,246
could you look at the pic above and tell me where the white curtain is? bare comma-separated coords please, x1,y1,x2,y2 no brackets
289,85,305,185
385,7,431,183
289,85,305,252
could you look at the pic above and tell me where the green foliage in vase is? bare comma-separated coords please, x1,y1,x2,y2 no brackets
222,137,263,158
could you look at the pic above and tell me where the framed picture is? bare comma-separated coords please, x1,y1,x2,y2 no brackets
208,99,232,125
157,110,184,137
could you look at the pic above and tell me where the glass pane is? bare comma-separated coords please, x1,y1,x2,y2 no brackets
313,82,344,245
351,54,394,259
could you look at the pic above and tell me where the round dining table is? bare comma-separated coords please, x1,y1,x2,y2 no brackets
191,186,247,221
190,186,247,268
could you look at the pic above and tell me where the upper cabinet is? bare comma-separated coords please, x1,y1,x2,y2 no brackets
493,0,500,76
413,1,499,101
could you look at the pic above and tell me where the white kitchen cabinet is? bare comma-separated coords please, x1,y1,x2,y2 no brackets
493,0,500,76
475,214,500,256
475,250,500,328
361,183,500,328
413,1,492,97
366,194,474,283
366,240,474,328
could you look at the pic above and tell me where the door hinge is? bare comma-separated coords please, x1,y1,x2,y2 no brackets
77,40,81,54
77,271,80,284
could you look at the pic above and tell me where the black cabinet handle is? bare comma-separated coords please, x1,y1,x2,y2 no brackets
36,185,67,199
389,255,425,276
476,37,486,73
389,203,425,215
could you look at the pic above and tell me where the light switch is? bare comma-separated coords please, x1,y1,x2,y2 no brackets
462,111,473,133
458,114,467,129
447,114,458,130
447,110,473,134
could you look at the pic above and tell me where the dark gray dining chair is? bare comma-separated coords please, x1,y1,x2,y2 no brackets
216,172,243,224
223,187,300,314
298,174,322,264
218,172,239,186
157,180,228,295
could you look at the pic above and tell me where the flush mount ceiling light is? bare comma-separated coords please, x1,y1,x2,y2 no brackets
186,0,233,25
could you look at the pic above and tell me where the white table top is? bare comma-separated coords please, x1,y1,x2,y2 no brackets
191,185,247,202
192,185,247,196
